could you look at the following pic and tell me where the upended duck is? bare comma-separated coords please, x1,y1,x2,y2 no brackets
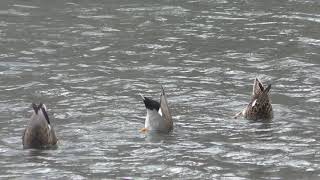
22,103,58,149
140,86,173,133
235,78,273,120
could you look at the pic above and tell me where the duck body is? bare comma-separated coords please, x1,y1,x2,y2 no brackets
237,78,273,121
141,86,173,133
22,103,58,149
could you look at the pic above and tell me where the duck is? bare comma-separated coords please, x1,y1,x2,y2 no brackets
22,103,58,149
234,78,273,120
140,86,173,133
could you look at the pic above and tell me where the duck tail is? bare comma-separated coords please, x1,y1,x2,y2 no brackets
32,103,39,114
264,84,272,94
160,85,165,96
32,103,51,125
253,78,265,96
139,93,145,100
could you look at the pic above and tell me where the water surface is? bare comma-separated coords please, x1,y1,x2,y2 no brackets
0,0,320,179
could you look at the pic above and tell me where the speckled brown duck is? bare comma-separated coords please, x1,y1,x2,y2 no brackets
140,86,173,133
235,78,273,120
22,103,58,149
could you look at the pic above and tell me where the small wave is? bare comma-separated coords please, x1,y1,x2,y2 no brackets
0,9,30,16
90,46,110,51
13,4,39,9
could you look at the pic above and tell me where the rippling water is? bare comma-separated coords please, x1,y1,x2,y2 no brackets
1,0,320,179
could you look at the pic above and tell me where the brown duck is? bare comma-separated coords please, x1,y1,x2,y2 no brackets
235,78,273,120
22,103,58,149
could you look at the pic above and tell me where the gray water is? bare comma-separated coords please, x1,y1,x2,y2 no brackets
0,0,320,179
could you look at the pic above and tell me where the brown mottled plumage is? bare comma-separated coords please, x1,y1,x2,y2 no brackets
22,103,58,149
235,78,273,120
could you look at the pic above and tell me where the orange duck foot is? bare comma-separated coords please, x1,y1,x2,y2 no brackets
140,128,149,133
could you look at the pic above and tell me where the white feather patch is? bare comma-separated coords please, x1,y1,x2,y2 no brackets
145,109,163,130
158,108,162,116
42,104,47,111
252,99,257,107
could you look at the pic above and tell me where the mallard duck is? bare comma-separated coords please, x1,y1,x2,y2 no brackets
235,78,273,120
140,86,173,133
22,103,58,149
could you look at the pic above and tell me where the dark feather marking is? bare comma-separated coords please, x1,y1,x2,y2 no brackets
32,103,39,114
161,85,165,95
264,84,271,93
33,102,50,124
41,107,50,125
258,82,264,91
38,103,43,111
143,97,160,111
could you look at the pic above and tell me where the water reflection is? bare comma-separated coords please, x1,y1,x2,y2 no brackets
25,149,51,159
251,121,273,140
144,132,176,143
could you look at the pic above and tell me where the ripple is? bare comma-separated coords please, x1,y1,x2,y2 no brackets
101,26,120,32
90,46,110,51
81,31,107,36
32,47,56,54
297,37,320,46
273,14,320,23
134,43,172,50
13,4,39,9
117,6,189,17
77,15,115,20
0,9,30,16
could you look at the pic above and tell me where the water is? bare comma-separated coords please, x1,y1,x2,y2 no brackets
0,0,320,179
